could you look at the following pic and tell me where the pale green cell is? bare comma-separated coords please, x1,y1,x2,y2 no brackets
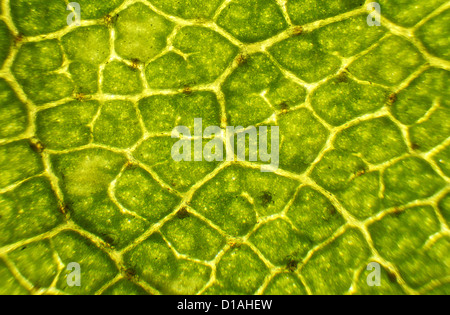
36,100,99,150
115,167,181,223
0,79,28,139
286,186,345,243
348,36,425,86
161,215,226,261
102,61,143,95
382,157,445,208
124,233,211,295
115,3,174,62
61,26,110,65
263,273,307,295
53,230,118,294
302,229,371,295
379,0,448,28
287,0,362,25
311,78,388,126
0,20,12,69
69,61,99,94
416,8,450,60
277,108,329,173
0,140,44,189
138,92,221,134
134,137,219,192
8,240,58,288
51,149,148,248
336,171,381,220
151,0,222,19
311,149,367,192
102,279,149,295
409,103,450,152
334,117,407,164
0,260,29,295
0,177,62,246
249,219,311,266
391,68,450,125
216,245,268,294
216,0,287,43
269,33,341,83
146,26,237,88
315,15,387,58
93,100,143,148
10,0,67,36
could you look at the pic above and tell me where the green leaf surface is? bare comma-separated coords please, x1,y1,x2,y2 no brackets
0,0,449,295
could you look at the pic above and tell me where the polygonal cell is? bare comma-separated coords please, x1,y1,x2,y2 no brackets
8,240,58,288
409,103,450,153
382,157,445,208
310,77,389,126
249,219,311,266
0,78,28,139
51,149,148,248
302,229,371,295
216,245,268,294
336,171,381,220
12,39,73,105
69,61,99,94
287,186,345,243
138,92,221,134
0,260,29,295
334,117,407,164
391,68,450,125
222,53,281,126
0,140,44,189
287,0,362,25
10,0,68,36
311,149,367,192
115,3,174,62
348,36,425,86
277,108,329,174
269,33,341,83
124,233,211,295
36,100,99,150
146,26,237,88
353,263,406,295
216,0,287,43
263,273,307,295
0,177,62,246
102,61,143,95
0,20,13,69
433,145,450,177
115,167,181,223
416,8,450,60
190,165,298,236
102,279,149,295
151,0,222,19
133,137,220,192
53,231,118,294
72,0,124,20
161,214,226,261
379,0,448,28
93,100,143,148
369,206,440,262
314,15,387,58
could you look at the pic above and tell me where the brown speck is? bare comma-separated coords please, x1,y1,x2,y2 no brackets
130,58,141,71
29,138,45,153
236,54,248,65
337,71,349,83
279,102,289,111
388,93,397,105
123,267,137,280
290,26,303,36
182,86,193,95
286,259,298,272
387,270,398,283
260,191,273,207
411,143,420,151
177,207,190,219
104,14,118,27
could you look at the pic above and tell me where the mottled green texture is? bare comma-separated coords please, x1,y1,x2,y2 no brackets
0,0,449,296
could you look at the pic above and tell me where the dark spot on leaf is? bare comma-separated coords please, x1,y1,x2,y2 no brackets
177,207,190,219
260,191,273,207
